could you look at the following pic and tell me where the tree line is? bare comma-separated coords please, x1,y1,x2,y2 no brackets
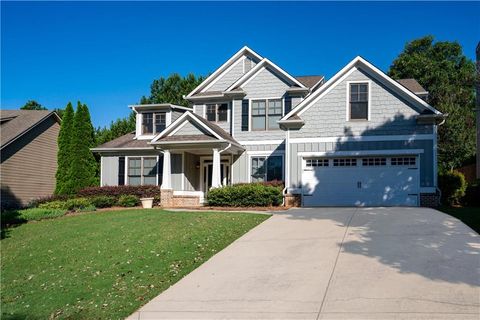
20,36,477,178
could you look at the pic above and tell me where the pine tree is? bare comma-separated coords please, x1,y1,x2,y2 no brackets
65,102,97,194
54,102,74,195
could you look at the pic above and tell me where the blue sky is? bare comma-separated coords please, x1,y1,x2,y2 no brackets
2,1,479,128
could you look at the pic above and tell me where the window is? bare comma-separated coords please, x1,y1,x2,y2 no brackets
391,157,416,166
128,157,158,185
349,83,369,120
206,103,228,122
251,156,283,182
333,158,357,167
251,99,282,131
142,112,166,135
305,158,329,167
362,157,387,166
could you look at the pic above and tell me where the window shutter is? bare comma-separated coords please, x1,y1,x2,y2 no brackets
118,157,125,186
284,96,292,115
241,99,249,131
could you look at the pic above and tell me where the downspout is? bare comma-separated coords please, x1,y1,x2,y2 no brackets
435,114,447,201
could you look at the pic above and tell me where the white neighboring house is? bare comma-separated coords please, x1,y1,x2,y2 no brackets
92,46,445,207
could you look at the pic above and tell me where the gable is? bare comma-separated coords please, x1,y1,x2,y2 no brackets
242,67,291,99
170,119,214,138
290,67,433,138
207,55,260,92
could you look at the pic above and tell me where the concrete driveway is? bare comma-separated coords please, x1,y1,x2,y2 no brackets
128,207,480,319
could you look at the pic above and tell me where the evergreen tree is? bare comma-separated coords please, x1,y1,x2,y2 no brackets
54,102,74,195
21,100,47,110
65,102,97,194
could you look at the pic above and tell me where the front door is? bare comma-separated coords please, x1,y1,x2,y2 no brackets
202,161,230,191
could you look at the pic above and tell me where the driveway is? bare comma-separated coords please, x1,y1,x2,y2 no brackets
128,207,480,319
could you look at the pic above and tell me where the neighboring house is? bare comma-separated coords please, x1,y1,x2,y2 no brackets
1,110,61,208
93,46,445,207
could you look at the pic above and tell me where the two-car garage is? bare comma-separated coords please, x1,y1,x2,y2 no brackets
301,155,420,207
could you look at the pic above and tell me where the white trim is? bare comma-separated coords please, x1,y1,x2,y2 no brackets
100,156,104,186
346,80,372,121
181,151,185,191
124,155,160,186
433,124,438,187
238,139,284,145
186,46,263,98
298,149,424,157
247,151,285,183
281,56,442,121
202,57,244,92
231,100,235,137
129,104,192,112
166,112,172,126
199,155,232,192
289,134,434,144
91,147,155,152
167,120,190,136
285,129,290,190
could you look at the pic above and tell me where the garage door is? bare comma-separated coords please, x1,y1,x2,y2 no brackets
302,156,419,207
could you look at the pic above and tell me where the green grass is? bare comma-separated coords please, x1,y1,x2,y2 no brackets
439,206,480,234
1,209,269,319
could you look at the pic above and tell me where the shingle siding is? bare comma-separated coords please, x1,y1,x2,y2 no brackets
291,68,433,139
1,116,60,208
173,120,211,136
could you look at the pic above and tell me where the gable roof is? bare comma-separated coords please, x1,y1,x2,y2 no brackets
225,58,307,92
281,56,442,121
396,78,428,95
0,110,61,149
295,75,325,89
92,132,152,150
186,46,263,98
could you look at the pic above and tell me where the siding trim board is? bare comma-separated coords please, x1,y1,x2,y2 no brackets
297,149,424,157
289,134,434,143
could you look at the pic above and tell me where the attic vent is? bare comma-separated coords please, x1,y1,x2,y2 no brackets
244,57,253,73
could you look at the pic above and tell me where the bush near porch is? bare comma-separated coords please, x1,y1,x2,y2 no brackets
207,182,283,207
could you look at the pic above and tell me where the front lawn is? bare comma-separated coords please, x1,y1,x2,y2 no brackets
1,209,269,319
439,206,480,234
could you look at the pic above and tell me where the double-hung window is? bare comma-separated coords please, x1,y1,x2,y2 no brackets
349,83,369,120
251,99,282,131
128,157,158,185
251,155,283,182
142,112,166,135
206,103,228,122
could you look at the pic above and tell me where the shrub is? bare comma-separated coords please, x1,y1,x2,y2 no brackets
39,200,68,210
39,198,93,211
207,183,283,207
89,196,116,208
462,180,480,207
2,208,67,224
439,171,467,206
27,194,72,208
77,185,159,199
117,195,139,207
77,205,96,212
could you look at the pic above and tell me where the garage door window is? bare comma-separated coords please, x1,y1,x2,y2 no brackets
305,158,329,167
333,158,357,167
251,156,283,182
391,157,416,166
362,157,387,166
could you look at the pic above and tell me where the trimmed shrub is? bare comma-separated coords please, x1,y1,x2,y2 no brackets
77,205,96,212
89,196,116,208
2,208,67,224
39,200,68,210
39,198,93,211
28,194,72,208
439,171,467,206
77,185,159,199
235,180,284,189
117,195,139,207
207,183,283,207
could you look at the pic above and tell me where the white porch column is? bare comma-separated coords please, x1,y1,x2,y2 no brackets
161,149,172,189
211,148,222,189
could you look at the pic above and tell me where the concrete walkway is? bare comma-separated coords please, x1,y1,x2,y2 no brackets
127,207,480,319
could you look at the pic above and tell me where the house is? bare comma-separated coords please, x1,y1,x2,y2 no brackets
93,46,445,207
1,110,61,208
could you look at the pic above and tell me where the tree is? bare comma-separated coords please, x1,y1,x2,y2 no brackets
388,36,477,171
64,102,97,194
140,73,204,106
95,112,136,146
54,103,75,195
21,100,47,110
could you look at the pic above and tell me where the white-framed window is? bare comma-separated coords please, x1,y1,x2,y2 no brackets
348,82,369,121
251,98,282,131
251,155,283,182
142,112,166,135
305,158,329,167
206,103,228,122
127,157,158,185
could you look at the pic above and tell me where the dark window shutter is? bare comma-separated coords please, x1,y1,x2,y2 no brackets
284,96,292,115
118,157,125,186
241,99,249,131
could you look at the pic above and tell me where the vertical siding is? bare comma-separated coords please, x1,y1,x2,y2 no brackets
101,156,119,186
184,152,199,191
1,117,60,207
171,153,183,190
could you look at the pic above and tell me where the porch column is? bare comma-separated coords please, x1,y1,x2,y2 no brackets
211,148,222,189
161,149,172,189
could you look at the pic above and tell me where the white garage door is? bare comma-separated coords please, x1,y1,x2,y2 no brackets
302,156,419,207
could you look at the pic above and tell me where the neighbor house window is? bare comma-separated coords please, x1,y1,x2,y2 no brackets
251,156,283,182
349,83,369,120
206,103,228,122
251,99,282,131
142,112,166,135
128,157,158,185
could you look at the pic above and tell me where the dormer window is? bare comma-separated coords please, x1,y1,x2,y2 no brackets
206,103,228,122
349,83,369,121
142,112,166,135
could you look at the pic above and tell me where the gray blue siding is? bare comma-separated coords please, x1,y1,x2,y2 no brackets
101,156,119,186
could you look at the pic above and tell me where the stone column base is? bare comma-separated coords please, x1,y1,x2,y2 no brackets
285,194,301,207
160,189,173,207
